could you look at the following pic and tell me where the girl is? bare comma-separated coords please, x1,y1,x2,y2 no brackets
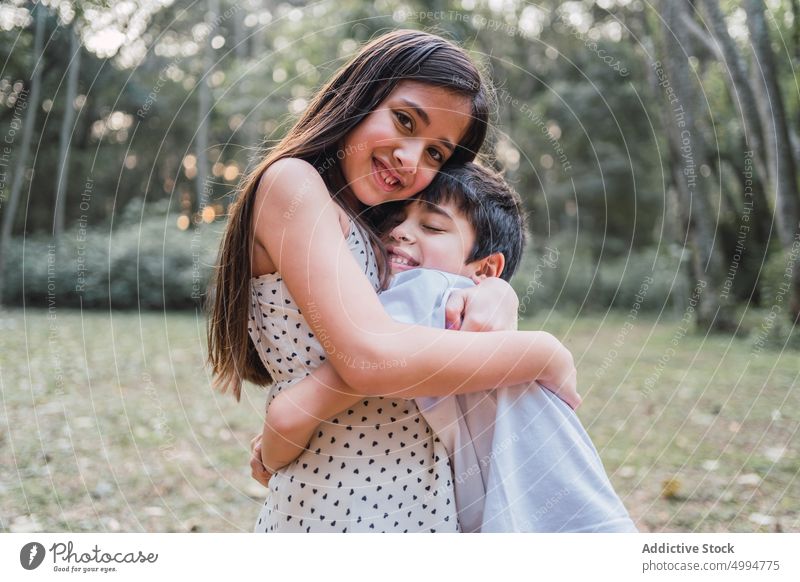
255,164,634,533
207,29,576,532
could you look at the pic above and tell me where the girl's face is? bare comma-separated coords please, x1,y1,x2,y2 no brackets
340,81,473,207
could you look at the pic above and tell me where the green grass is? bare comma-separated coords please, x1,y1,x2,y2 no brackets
0,308,264,533
1,308,797,532
524,310,799,533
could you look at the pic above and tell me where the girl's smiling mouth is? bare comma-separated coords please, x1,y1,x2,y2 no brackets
372,157,403,192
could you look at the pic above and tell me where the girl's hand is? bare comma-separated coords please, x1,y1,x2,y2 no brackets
445,277,519,332
249,433,273,488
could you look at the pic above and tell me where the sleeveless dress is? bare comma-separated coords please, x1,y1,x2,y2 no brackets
249,220,460,533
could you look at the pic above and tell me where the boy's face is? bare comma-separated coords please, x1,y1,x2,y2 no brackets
384,199,478,279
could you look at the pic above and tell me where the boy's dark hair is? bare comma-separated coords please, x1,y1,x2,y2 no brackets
379,163,528,281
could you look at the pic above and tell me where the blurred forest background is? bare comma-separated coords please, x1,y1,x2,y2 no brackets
0,0,798,533
1,0,800,333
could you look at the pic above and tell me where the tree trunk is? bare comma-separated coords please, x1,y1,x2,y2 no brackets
0,3,46,305
233,3,247,61
195,0,218,215
659,0,734,331
744,0,800,321
692,0,772,304
791,0,800,64
699,0,768,183
243,4,269,179
54,22,81,239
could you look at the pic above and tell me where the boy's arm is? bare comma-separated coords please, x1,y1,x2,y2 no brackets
260,362,362,473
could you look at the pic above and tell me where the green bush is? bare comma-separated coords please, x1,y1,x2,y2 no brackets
512,241,682,315
1,204,221,310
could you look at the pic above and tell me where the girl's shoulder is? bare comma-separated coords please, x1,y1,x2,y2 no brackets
257,157,351,237
257,158,324,205
262,156,318,178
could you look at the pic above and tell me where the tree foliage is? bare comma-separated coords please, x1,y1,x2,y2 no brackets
0,0,798,325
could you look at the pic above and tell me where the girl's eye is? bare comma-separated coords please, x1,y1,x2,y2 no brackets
394,111,413,130
428,148,444,163
423,225,445,233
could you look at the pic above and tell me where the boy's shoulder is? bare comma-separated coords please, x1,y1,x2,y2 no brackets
378,269,475,328
388,268,475,295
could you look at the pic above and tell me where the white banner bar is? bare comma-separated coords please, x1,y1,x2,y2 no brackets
1,533,797,581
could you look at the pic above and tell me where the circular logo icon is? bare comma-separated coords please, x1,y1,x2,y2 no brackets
20,542,46,570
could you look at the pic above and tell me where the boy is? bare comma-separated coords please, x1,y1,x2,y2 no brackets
259,163,636,532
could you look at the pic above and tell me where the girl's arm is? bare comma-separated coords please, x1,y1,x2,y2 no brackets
260,364,362,472
254,158,576,398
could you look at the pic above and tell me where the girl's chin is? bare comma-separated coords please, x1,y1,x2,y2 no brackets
347,177,379,204
352,183,403,207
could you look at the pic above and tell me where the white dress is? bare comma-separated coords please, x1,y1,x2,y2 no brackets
248,220,460,532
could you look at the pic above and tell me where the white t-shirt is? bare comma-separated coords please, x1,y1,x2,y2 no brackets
379,268,637,532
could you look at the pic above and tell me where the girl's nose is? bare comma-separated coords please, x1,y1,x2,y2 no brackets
393,140,424,176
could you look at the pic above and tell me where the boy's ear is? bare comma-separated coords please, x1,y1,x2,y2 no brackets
470,252,505,283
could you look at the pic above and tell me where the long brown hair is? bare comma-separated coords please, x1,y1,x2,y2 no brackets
207,29,493,400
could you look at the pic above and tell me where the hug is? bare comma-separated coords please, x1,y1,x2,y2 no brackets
207,29,636,533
